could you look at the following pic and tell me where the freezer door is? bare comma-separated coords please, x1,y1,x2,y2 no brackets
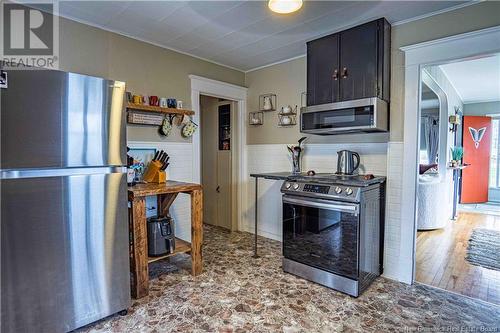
1,70,126,169
1,171,130,333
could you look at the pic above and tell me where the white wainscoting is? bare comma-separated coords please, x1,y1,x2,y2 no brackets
243,143,389,241
128,141,193,242
383,142,405,281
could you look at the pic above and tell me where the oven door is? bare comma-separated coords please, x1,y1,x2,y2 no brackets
282,195,359,279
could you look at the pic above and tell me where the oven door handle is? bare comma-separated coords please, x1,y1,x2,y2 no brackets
283,196,359,214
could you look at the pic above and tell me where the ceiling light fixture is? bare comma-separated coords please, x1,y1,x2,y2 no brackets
268,0,303,14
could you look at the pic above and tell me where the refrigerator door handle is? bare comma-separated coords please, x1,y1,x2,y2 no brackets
0,166,126,179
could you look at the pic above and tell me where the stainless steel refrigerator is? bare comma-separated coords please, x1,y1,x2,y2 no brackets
0,69,130,332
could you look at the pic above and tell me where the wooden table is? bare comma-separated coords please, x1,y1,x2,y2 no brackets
128,181,203,299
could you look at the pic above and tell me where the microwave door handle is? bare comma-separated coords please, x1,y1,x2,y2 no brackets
283,197,358,214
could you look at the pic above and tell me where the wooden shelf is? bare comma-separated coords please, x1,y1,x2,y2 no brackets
447,163,470,170
147,238,191,264
126,103,194,116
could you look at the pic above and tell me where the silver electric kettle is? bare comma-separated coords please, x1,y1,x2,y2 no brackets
336,150,360,175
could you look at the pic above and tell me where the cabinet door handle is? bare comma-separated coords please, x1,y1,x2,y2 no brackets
332,69,339,80
341,67,348,79
216,186,220,193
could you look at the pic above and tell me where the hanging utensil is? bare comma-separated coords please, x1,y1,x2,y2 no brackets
159,115,173,136
182,116,198,138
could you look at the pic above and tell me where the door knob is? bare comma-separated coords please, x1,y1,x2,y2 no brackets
216,186,220,193
341,67,348,79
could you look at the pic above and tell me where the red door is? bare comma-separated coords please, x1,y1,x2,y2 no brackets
461,116,492,203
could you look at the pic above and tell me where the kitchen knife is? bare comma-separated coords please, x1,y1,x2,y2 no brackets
161,156,169,170
153,150,160,161
157,151,165,162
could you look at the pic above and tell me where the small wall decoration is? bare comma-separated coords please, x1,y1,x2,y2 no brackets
249,111,264,126
127,112,164,126
259,93,277,111
278,105,297,127
449,106,462,132
469,127,487,149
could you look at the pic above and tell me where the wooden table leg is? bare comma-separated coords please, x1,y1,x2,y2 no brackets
190,189,203,276
157,193,179,217
130,197,149,298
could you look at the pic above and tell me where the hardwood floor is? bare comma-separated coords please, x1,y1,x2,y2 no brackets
416,212,500,306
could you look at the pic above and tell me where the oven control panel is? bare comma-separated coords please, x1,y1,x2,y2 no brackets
281,182,361,201
303,184,330,194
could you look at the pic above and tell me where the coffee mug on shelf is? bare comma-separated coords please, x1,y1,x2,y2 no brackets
159,97,168,108
132,95,142,104
142,95,149,105
176,100,183,109
149,96,159,106
167,98,177,108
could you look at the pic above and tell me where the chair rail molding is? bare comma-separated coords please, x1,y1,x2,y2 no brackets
399,26,500,284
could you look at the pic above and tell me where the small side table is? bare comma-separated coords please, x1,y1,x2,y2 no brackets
128,181,203,298
448,164,469,220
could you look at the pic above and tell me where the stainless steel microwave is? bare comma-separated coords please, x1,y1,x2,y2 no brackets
300,97,388,135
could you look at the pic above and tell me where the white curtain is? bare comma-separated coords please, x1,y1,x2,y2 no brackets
424,116,439,164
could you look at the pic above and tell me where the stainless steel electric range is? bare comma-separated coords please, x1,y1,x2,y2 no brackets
280,173,386,297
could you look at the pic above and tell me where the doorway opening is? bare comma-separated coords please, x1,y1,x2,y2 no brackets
189,75,248,234
415,53,500,306
200,95,236,230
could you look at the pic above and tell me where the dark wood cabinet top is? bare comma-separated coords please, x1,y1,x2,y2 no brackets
128,181,202,199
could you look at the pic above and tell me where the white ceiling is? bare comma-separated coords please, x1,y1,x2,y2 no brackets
53,0,471,71
440,54,500,104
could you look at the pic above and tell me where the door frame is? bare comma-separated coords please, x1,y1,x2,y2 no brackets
190,75,248,232
399,26,500,284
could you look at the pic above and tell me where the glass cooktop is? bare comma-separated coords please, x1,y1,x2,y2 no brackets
286,173,385,187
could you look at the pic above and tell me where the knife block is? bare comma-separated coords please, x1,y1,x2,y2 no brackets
143,160,162,183
153,170,167,183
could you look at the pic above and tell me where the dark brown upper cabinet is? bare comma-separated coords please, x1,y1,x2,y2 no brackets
306,18,391,106
306,34,340,106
